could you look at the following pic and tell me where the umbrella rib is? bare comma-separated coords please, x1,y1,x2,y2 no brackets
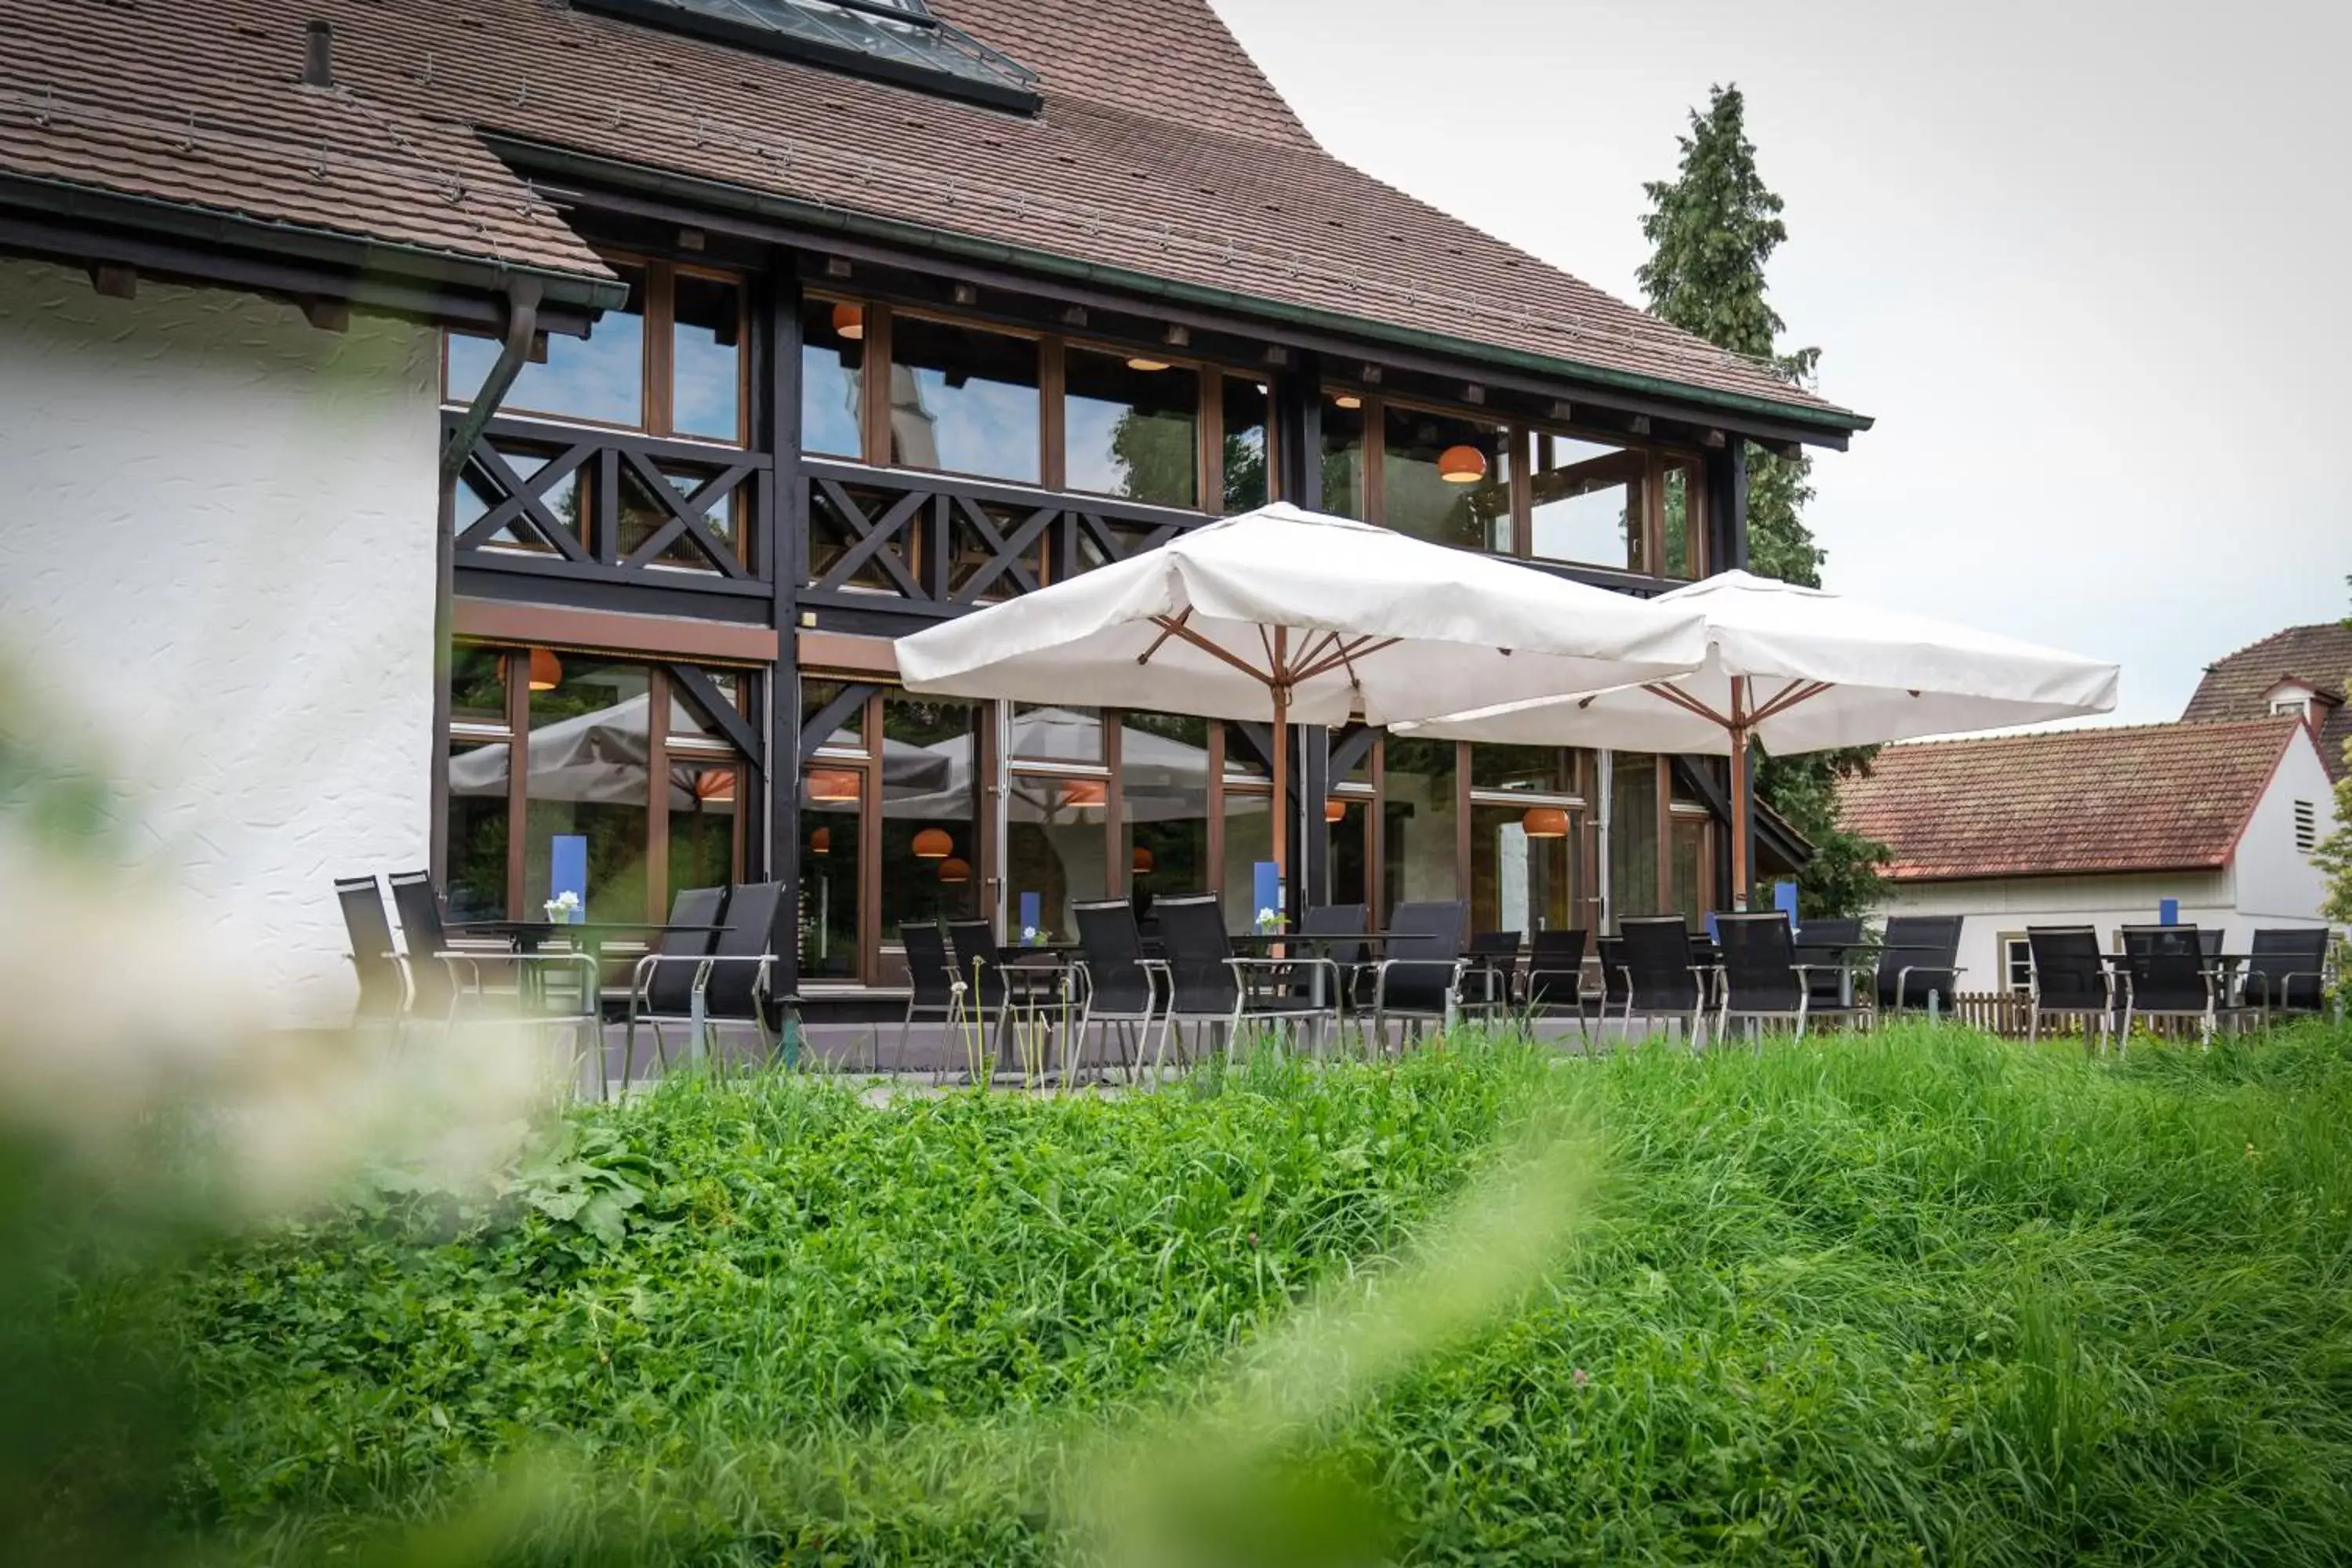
1643,682,1733,728
1750,680,1834,724
1149,615,1276,687
1134,608,1194,667
1290,634,1399,687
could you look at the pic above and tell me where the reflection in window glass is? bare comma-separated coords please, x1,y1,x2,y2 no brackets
450,263,648,428
1008,702,1101,764
1610,753,1661,923
1661,461,1700,579
1469,744,1575,795
671,272,742,441
1008,771,1109,942
1320,394,1366,519
801,296,865,459
446,740,510,922
449,645,510,728
800,765,861,980
1122,713,1211,919
670,671,746,739
1065,348,1199,508
614,464,739,571
889,314,1040,484
801,678,864,751
1220,789,1275,931
1530,433,1640,568
1381,737,1458,916
1472,803,1577,936
1670,815,1708,927
1221,723,1269,779
669,760,741,902
1382,406,1511,551
524,657,652,923
1329,795,1371,911
880,696,981,933
1222,376,1271,514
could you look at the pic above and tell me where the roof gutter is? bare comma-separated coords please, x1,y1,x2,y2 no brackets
0,172,630,321
484,137,1873,440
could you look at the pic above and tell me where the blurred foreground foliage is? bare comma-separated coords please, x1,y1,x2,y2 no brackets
8,1022,2352,1564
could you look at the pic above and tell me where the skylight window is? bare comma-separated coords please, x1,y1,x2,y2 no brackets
579,0,1040,113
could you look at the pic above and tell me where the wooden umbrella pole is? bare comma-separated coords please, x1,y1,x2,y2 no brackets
1727,675,1752,912
1270,626,1290,913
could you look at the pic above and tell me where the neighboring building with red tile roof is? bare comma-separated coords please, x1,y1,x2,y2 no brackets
1837,720,2339,996
2183,623,2352,782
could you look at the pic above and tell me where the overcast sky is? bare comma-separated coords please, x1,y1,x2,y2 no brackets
1214,0,2352,723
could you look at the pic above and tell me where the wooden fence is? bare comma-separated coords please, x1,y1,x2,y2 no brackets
1949,991,2035,1037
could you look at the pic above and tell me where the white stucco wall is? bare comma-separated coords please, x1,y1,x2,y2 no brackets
1875,871,2235,993
0,259,439,1026
2232,728,2338,920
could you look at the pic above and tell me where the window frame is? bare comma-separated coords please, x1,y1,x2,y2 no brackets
1998,931,2033,994
441,250,752,448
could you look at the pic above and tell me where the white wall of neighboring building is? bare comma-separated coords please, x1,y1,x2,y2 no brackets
0,259,439,1026
2231,728,2339,920
1875,872,2234,993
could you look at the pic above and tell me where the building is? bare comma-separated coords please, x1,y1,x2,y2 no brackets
2184,622,2352,782
0,0,1870,1024
1838,719,2339,993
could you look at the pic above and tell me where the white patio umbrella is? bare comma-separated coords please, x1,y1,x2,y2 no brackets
1396,569,2120,906
894,502,1709,893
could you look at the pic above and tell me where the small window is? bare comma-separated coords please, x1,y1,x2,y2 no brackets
1221,376,1271,514
1530,432,1642,569
800,296,866,459
1320,393,1367,519
2273,695,2313,720
1381,405,1512,552
1064,347,1200,509
888,314,1041,485
1999,933,2031,994
2295,800,2318,853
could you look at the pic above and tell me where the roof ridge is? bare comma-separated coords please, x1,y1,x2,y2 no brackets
1880,715,2300,750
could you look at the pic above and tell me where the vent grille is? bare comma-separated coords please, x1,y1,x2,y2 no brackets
2294,799,2317,853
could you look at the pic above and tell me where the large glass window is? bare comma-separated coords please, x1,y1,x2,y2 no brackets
800,760,862,982
800,295,866,459
888,314,1041,484
441,648,749,926
1065,348,1200,508
1530,433,1643,569
1222,377,1271,514
1122,712,1211,916
1382,405,1511,552
1007,703,1111,942
1669,811,1711,928
1381,737,1458,915
879,695,982,935
1661,457,1704,580
1320,394,1367,519
1472,803,1578,937
446,258,746,448
1221,784,1276,931
1610,753,1661,923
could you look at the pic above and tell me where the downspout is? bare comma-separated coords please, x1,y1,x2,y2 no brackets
439,278,542,482
430,279,542,889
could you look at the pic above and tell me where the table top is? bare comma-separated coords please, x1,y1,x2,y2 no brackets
448,920,725,942
1225,931,1410,947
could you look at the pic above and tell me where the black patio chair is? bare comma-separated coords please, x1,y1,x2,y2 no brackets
1523,927,1592,1047
1874,915,1964,1013
2024,926,2120,1050
620,885,727,1088
2119,924,2252,1044
1618,916,1710,1047
1464,929,1523,1022
1794,917,1862,1012
1366,900,1472,1049
333,874,408,1032
628,882,788,1076
888,922,964,1075
2244,928,2331,1023
1593,935,1631,1041
1715,912,1871,1043
1071,897,1170,1080
1153,891,1330,1062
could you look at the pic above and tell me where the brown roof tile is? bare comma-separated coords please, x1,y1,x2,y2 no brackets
1836,719,2303,882
2182,622,2352,782
0,0,1863,428
0,0,612,285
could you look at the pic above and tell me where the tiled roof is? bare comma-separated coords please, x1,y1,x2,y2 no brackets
0,0,612,286
2183,622,2352,782
1835,718,2303,882
0,0,1864,430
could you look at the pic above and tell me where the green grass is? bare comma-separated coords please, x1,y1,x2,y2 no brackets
134,1023,2352,1562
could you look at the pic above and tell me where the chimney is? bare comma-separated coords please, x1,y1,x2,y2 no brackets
303,20,336,89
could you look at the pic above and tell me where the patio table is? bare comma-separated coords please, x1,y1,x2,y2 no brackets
447,919,725,1013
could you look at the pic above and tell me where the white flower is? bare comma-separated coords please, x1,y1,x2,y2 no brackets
1022,925,1040,943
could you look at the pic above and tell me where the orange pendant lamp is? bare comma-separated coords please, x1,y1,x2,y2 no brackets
1324,797,1348,823
938,855,971,884
1059,779,1108,810
527,647,564,691
808,826,831,855
1131,844,1153,875
1438,445,1489,485
831,302,865,340
912,827,953,860
1522,807,1570,839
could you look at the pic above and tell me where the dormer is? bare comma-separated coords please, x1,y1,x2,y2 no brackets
2263,677,2339,730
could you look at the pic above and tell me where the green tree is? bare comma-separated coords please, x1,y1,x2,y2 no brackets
1638,83,1885,916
